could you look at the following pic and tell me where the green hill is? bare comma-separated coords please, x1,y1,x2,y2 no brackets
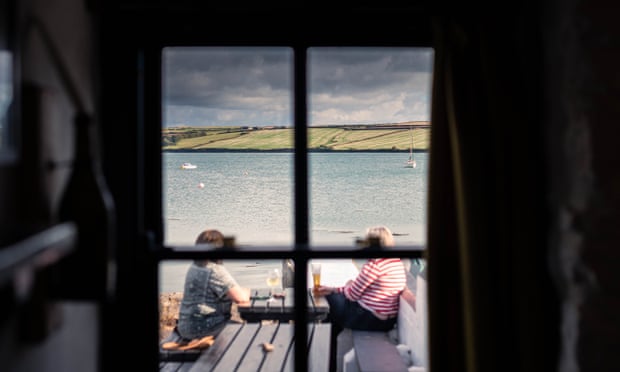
163,122,430,151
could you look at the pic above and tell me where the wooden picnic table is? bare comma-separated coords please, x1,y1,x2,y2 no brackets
159,322,331,372
238,287,330,323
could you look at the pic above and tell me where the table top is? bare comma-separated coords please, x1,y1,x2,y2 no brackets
238,287,329,322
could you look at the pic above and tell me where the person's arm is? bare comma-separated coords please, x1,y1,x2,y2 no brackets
315,279,353,296
227,285,251,305
211,265,250,305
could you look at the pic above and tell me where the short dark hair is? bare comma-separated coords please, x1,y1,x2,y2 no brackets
194,229,224,265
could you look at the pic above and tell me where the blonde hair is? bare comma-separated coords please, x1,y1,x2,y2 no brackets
365,225,395,247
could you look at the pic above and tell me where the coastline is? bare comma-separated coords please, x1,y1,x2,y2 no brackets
162,123,431,152
162,148,428,153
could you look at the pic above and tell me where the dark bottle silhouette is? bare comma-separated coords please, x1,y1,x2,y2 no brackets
53,112,116,301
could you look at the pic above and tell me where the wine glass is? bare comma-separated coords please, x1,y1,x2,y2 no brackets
266,268,282,301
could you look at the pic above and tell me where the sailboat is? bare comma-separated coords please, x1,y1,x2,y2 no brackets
405,129,417,168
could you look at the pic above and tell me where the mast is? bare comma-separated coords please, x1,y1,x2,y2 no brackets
407,127,417,168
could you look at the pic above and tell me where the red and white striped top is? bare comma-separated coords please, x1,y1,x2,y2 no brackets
337,258,406,318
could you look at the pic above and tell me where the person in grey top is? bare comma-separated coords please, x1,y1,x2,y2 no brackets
177,229,250,340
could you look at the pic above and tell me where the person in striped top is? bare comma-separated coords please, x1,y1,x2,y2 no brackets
315,226,407,333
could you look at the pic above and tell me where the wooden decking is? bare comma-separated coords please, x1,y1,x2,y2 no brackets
160,322,331,372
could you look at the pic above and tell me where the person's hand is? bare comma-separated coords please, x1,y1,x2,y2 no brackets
314,285,335,296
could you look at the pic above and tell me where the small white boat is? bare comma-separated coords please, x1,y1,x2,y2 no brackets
181,162,197,169
404,128,417,168
405,157,417,168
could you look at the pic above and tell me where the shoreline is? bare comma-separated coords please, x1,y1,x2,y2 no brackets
163,148,428,153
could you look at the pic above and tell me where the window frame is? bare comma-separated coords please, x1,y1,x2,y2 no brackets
143,15,433,371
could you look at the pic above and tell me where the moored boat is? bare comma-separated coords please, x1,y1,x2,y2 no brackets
181,162,197,169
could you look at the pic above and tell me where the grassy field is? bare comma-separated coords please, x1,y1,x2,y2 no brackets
163,123,430,151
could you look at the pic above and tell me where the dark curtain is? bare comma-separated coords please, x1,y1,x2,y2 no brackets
427,15,559,372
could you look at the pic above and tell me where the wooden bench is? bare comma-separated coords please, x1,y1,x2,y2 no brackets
160,322,331,371
159,326,203,363
344,268,428,372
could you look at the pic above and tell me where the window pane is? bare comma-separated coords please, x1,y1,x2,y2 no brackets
162,47,293,246
307,257,429,368
307,47,434,246
159,258,292,340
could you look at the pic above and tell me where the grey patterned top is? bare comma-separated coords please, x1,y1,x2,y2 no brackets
177,262,238,340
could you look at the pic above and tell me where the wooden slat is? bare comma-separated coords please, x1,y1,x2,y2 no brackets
236,323,279,372
280,323,331,372
176,362,196,372
160,359,195,372
159,328,202,362
260,324,294,372
211,323,260,371
352,331,408,372
160,362,182,372
190,323,243,371
281,332,296,372
308,323,331,372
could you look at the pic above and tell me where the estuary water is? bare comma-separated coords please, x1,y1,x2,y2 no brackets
160,151,428,292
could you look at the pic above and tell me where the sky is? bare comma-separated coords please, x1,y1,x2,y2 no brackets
163,47,434,127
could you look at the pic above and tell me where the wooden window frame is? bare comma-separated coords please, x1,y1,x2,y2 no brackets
138,13,433,371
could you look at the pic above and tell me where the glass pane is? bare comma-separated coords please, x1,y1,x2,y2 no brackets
162,47,293,246
308,257,428,370
307,47,434,246
0,0,15,161
159,258,292,340
0,51,11,150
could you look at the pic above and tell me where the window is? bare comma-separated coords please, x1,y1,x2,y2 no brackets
157,45,432,370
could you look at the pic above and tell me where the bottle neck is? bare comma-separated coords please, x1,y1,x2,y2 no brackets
73,112,98,165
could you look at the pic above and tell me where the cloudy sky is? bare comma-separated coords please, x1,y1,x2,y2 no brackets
163,47,434,127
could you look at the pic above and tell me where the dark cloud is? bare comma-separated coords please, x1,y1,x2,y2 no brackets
163,47,433,127
164,47,292,108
